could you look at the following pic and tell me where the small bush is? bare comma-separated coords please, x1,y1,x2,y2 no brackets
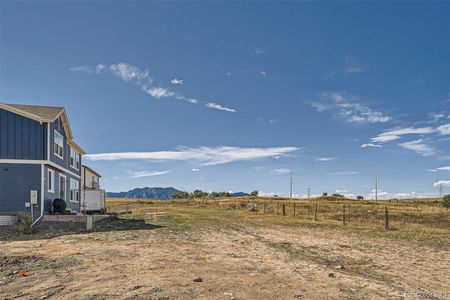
16,213,34,235
357,195,364,200
443,194,450,209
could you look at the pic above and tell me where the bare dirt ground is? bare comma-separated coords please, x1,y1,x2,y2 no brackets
1,203,449,300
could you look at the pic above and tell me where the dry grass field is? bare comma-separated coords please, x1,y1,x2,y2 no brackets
1,197,449,300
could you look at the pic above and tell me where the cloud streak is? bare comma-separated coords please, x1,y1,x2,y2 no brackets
170,78,183,85
311,92,391,124
371,127,435,143
70,62,236,113
361,143,383,148
274,168,291,174
399,139,435,156
128,170,171,178
317,157,337,161
205,103,236,112
85,146,299,166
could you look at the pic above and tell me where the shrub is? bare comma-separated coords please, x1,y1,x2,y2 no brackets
332,193,344,198
443,194,450,209
16,213,33,235
357,195,364,200
250,191,259,197
171,191,191,199
322,192,328,197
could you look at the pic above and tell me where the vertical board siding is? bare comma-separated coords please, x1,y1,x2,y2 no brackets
49,118,81,176
0,109,45,160
0,163,41,217
44,165,81,213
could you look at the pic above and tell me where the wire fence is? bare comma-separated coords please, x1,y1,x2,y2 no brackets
105,197,450,231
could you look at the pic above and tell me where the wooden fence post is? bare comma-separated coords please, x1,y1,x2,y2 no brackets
277,203,279,215
293,203,296,217
385,207,389,230
282,204,286,216
314,203,318,221
342,204,346,225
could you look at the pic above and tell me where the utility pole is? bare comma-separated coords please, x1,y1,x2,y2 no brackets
307,188,310,200
374,175,379,201
289,170,293,199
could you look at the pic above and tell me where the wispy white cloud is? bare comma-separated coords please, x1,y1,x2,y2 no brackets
144,87,175,99
325,55,366,78
70,65,93,73
428,112,447,122
274,168,291,174
205,102,236,113
255,47,264,55
361,143,383,148
128,170,171,178
317,157,337,161
85,146,299,166
171,78,183,85
433,180,450,188
70,62,235,113
329,171,359,176
399,139,435,156
259,71,267,76
371,127,435,143
437,123,450,135
437,166,450,171
311,92,391,124
343,55,365,75
191,168,200,172
109,63,151,82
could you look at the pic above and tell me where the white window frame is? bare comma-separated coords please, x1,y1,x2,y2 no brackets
70,147,80,170
48,169,55,193
70,178,80,203
59,174,67,200
54,130,64,159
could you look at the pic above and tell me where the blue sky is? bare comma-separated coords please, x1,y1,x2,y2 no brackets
1,2,449,198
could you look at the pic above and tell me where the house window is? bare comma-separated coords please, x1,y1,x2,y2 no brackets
70,179,80,202
48,169,55,193
70,148,80,170
54,130,64,158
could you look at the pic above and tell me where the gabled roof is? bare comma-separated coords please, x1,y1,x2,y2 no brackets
82,165,102,178
1,103,64,121
0,102,85,155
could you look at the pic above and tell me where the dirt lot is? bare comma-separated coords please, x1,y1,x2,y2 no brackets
1,200,449,300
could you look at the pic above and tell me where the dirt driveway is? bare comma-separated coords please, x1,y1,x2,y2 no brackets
1,208,449,300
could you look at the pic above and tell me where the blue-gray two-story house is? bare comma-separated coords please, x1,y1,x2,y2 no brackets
0,102,85,223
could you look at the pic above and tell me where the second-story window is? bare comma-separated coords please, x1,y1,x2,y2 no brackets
54,130,64,158
70,147,80,170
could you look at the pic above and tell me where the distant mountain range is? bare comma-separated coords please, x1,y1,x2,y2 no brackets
107,187,181,200
106,187,249,200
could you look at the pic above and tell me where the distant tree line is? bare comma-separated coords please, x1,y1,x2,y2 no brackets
171,190,259,199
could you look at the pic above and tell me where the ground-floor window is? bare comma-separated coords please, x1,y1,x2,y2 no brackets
48,169,55,193
70,178,80,202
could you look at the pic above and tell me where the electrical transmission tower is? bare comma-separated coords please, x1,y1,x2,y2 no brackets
439,183,444,198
